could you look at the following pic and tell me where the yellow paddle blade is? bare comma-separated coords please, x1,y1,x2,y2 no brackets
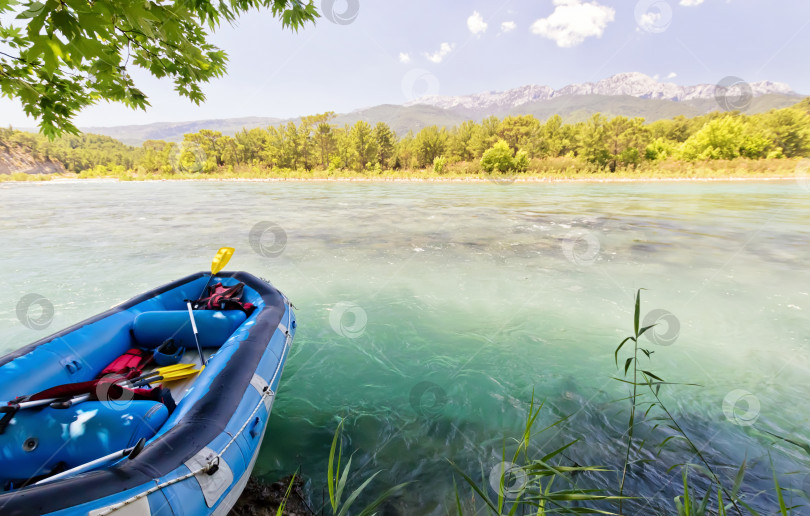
159,368,202,383
211,247,234,275
153,363,194,376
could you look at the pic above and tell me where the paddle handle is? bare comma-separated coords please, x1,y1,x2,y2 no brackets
35,438,145,485
186,301,205,366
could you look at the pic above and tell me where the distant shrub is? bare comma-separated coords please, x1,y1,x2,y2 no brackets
432,155,447,174
481,140,531,176
480,140,515,173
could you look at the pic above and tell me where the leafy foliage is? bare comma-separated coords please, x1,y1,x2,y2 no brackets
0,0,318,137
3,100,810,177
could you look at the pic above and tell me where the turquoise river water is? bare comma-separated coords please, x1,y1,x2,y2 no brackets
1,180,808,514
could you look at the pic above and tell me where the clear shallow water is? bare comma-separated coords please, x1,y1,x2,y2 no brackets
1,180,809,514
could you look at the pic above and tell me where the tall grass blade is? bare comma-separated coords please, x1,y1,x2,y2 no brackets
448,459,499,513
336,471,380,516
335,454,353,510
356,480,413,516
327,420,344,512
275,469,298,516
453,477,464,516
771,457,788,516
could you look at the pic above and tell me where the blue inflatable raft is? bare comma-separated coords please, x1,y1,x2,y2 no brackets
0,272,296,515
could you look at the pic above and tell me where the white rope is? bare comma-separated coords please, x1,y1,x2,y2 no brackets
95,312,293,516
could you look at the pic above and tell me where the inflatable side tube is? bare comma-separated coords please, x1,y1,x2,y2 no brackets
132,310,247,349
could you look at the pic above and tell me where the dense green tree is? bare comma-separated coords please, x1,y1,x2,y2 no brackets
605,117,649,171
498,115,541,155
333,125,353,170
469,116,500,157
536,115,568,158
307,112,337,169
447,120,476,162
234,128,269,164
4,99,809,176
0,0,318,137
760,108,810,158
679,116,772,160
481,139,529,174
580,114,611,168
413,125,447,168
349,121,377,170
373,122,396,168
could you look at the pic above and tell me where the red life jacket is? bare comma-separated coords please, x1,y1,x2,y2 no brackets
97,348,152,380
193,282,255,314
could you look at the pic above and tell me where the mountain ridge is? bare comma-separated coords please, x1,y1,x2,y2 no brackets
55,72,804,145
406,72,796,111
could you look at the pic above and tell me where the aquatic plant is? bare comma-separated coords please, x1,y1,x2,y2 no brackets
449,392,627,514
325,419,411,516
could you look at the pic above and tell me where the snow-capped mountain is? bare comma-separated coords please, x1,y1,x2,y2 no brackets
406,72,796,111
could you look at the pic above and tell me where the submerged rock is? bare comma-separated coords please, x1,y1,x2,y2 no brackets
230,476,315,516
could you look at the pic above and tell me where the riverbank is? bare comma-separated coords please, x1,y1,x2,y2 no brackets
1,158,807,184
2,175,803,184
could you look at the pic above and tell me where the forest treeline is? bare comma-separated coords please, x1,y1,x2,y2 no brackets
2,98,809,177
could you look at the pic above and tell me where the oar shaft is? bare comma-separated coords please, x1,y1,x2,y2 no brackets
34,447,129,485
186,301,205,366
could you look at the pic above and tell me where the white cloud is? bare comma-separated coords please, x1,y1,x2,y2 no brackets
667,72,678,79
467,11,488,36
399,53,411,64
680,0,704,5
530,0,615,48
424,42,455,64
501,21,517,33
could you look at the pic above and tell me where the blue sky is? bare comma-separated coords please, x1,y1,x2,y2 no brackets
3,0,810,128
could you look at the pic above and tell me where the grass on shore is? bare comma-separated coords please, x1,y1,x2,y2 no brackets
1,158,806,183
